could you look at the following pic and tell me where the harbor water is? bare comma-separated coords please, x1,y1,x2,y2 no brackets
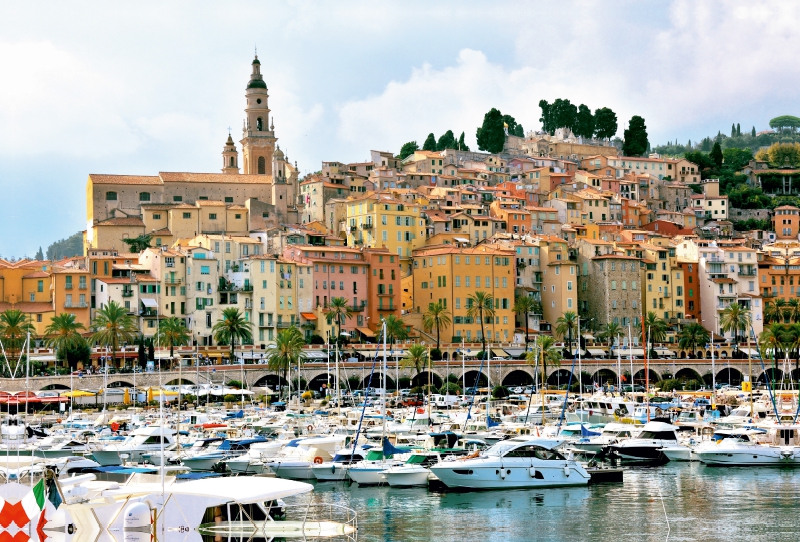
307,462,800,541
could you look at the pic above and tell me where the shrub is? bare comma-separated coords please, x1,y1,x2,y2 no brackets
440,382,461,395
430,348,442,361
301,391,313,401
492,385,510,399
223,394,238,402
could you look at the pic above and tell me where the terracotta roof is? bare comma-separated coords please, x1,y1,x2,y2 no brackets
159,172,272,184
150,228,172,236
95,217,146,227
22,271,49,278
0,302,53,313
195,200,226,207
98,277,136,284
89,174,161,185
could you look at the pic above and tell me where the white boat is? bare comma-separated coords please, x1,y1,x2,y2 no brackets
695,425,800,466
311,447,369,481
606,421,678,463
267,435,346,479
572,423,639,454
429,437,590,489
383,451,440,487
347,447,408,486
90,426,176,466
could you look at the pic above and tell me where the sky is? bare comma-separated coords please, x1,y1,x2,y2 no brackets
1,0,799,257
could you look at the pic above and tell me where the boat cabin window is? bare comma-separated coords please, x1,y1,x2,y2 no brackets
503,445,564,460
779,429,795,445
639,431,676,440
142,436,167,444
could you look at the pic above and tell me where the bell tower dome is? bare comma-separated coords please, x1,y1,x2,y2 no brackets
222,133,239,174
240,55,277,175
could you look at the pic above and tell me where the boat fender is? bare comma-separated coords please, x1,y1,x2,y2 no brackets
313,456,324,465
307,425,314,432
564,465,570,477
332,464,336,473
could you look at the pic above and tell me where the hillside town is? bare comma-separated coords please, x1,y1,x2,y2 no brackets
3,55,799,378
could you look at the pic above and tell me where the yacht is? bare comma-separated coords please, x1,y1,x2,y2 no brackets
266,435,346,479
694,425,800,466
429,437,590,489
382,451,440,487
606,421,678,463
90,426,176,466
311,446,369,481
572,423,639,454
347,441,410,486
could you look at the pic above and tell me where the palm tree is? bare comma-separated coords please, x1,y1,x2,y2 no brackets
212,308,253,363
512,296,537,350
44,313,86,371
759,323,787,363
765,298,788,324
383,315,409,343
639,312,667,352
402,343,429,391
555,311,578,355
601,321,622,347
788,299,800,323
720,302,752,351
677,323,710,358
325,297,353,344
156,317,190,361
423,302,451,353
266,326,307,399
526,335,561,390
91,301,137,368
0,309,36,372
466,292,495,361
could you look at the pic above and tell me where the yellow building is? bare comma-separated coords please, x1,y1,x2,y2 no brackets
411,244,516,343
639,243,685,322
345,193,425,272
537,236,578,329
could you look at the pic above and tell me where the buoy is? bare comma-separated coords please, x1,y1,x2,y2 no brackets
307,424,314,432
416,408,425,414
313,456,324,465
111,422,120,432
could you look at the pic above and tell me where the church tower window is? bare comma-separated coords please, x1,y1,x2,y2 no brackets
256,117,263,131
258,156,266,174
230,157,235,167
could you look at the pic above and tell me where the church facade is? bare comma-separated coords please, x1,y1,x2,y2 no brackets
85,56,301,252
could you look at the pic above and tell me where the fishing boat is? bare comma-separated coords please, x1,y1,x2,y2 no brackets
429,437,590,489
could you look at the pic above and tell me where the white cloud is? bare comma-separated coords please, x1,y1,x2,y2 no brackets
0,41,140,157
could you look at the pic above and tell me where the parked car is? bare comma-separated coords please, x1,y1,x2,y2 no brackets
401,397,424,407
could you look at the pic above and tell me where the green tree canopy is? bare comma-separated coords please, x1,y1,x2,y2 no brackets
769,115,800,133
436,130,456,151
476,108,506,153
722,147,754,170
622,115,648,156
422,133,437,152
0,310,36,371
91,301,137,367
710,141,723,167
212,307,253,362
266,326,307,398
538,100,553,134
593,107,618,140
399,141,419,160
122,234,153,253
156,317,190,359
457,132,469,151
574,104,595,139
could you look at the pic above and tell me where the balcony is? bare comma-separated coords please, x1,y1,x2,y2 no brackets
64,302,88,308
349,226,357,233
122,290,134,297
164,278,182,285
763,291,777,298
140,309,158,317
738,269,757,277
349,305,366,312
360,223,373,230
276,321,294,329
64,284,73,290
377,305,396,311
79,283,88,290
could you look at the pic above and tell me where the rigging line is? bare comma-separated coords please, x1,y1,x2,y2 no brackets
657,480,670,541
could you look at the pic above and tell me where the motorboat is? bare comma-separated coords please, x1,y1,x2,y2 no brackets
90,426,177,466
266,435,346,479
694,424,800,466
606,421,679,463
572,423,639,454
429,437,590,489
347,439,411,486
311,446,369,481
383,451,441,487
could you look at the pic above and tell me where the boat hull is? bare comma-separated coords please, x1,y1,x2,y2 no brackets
181,457,224,472
430,464,589,490
384,468,430,487
312,464,350,481
346,467,388,486
271,462,315,480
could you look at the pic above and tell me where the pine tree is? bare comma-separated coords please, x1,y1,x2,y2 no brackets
710,141,723,167
476,108,506,154
622,115,648,156
457,132,470,151
436,130,456,151
514,124,524,137
593,107,618,140
422,133,437,152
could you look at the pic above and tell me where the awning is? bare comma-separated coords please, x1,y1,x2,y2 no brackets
739,347,760,357
587,348,607,357
581,333,595,340
301,312,317,321
304,351,327,359
454,237,469,243
30,355,56,362
491,349,509,359
503,348,526,357
357,327,375,337
141,298,158,308
571,348,586,356
654,347,676,357
61,390,97,397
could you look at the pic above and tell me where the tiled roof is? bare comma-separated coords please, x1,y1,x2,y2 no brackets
89,174,161,185
195,200,226,206
95,217,146,227
22,271,49,278
0,302,53,313
159,172,272,184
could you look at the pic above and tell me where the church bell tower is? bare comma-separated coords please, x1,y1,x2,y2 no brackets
240,55,277,175
221,133,239,174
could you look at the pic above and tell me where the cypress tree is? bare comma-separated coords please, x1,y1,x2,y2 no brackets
422,133,437,152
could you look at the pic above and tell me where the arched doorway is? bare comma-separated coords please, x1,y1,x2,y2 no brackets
547,369,574,388
362,372,398,391
460,370,487,390
758,368,783,384
502,370,534,387
716,368,743,386
107,380,133,388
674,368,701,383
307,373,344,393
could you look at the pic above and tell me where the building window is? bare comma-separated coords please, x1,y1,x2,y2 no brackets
183,212,191,219
105,191,117,201
225,197,233,203
258,156,266,174
209,213,217,220
173,196,182,202
139,192,150,201
153,213,161,220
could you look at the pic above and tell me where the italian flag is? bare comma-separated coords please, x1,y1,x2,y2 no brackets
0,480,45,529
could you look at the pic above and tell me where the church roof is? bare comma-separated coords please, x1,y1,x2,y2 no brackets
89,174,161,185
159,172,273,184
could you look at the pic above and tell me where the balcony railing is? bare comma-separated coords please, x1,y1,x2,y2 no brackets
349,305,366,312
164,278,183,285
738,269,757,276
140,309,158,317
122,290,134,297
360,223,373,230
64,302,88,308
79,284,87,290
276,321,295,329
349,226,357,232
64,284,73,290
